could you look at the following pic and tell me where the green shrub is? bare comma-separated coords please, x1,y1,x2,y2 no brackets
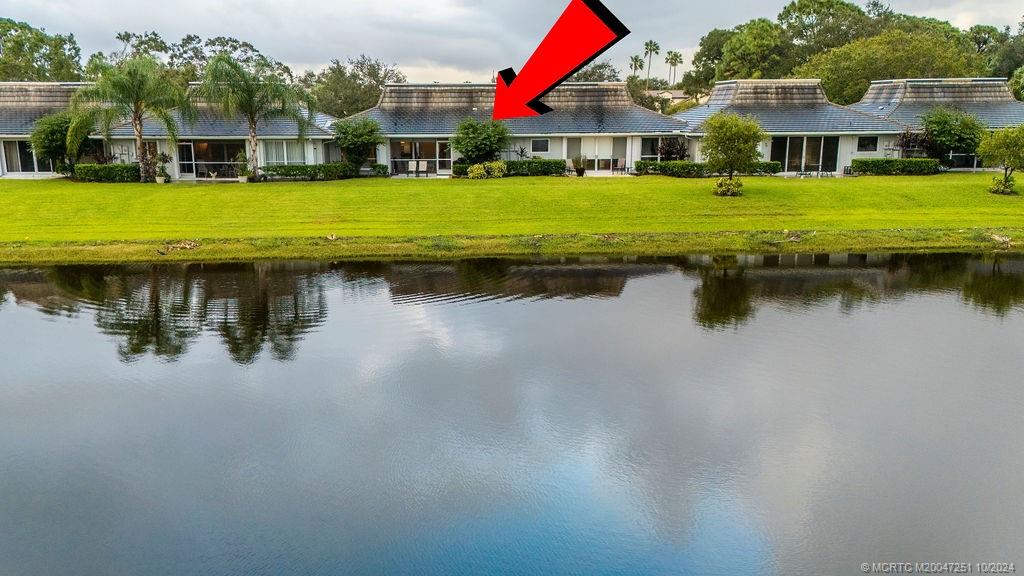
749,161,783,175
714,177,744,197
635,160,781,177
656,161,710,178
467,161,506,179
504,159,567,176
450,119,510,164
319,162,359,180
73,163,142,183
262,164,316,179
989,175,1017,195
371,164,390,177
452,161,471,177
851,158,942,175
263,163,359,181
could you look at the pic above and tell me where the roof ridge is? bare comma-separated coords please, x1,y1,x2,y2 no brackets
834,101,909,130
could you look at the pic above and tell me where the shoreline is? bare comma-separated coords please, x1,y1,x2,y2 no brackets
1,227,1020,265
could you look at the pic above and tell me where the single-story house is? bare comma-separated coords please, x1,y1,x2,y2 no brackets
0,82,82,178
849,78,1024,167
849,78,1024,130
0,81,341,181
100,103,341,180
674,79,906,174
348,82,688,176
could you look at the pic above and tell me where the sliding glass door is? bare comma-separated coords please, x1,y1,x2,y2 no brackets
389,140,451,175
3,141,53,173
770,136,840,173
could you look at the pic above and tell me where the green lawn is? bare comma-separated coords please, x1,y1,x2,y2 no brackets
0,173,1021,263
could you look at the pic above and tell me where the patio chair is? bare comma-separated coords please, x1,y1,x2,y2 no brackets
418,160,429,177
407,160,417,177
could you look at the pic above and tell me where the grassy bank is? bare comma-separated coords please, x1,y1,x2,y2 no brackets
0,173,1020,264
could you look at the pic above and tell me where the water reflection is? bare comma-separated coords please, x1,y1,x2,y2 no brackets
2,253,1024,364
2,253,1024,575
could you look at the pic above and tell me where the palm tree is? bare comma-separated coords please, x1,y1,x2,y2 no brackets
629,55,645,77
68,55,191,182
643,40,661,90
665,51,684,86
196,53,313,176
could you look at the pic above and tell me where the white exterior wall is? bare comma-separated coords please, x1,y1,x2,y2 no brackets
688,133,901,172
104,138,329,180
506,137,565,161
837,135,899,169
375,134,687,175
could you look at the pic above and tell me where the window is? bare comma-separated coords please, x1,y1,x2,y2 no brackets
531,139,550,153
641,137,660,161
263,141,306,165
3,140,53,173
857,136,878,152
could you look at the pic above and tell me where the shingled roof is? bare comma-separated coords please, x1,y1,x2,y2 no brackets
674,79,905,135
849,78,1024,129
350,83,686,136
0,82,83,136
104,106,338,139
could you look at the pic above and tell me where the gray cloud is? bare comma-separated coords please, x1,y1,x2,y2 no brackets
2,0,1020,82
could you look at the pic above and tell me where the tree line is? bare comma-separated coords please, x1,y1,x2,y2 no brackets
0,20,404,119
572,0,1024,108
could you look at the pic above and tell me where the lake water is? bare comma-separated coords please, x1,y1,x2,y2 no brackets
1,254,1022,575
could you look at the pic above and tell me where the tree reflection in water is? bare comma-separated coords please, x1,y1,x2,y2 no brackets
201,264,329,364
2,254,1024,364
692,257,756,330
93,266,206,362
961,258,1024,317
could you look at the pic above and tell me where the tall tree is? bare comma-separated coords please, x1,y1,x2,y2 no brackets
989,20,1024,78
68,55,191,182
197,53,314,175
794,29,987,104
1012,67,1024,100
665,51,684,85
967,25,1009,56
687,28,735,96
0,18,82,81
297,55,405,119
643,40,661,89
717,19,795,80
777,0,871,62
568,60,621,82
629,55,645,76
86,31,292,83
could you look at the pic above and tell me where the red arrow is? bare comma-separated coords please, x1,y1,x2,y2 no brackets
493,0,630,120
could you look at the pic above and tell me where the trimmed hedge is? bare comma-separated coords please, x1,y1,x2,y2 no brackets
74,163,141,183
263,163,359,181
851,158,942,175
635,160,708,177
505,159,567,177
748,161,785,176
453,162,471,177
635,160,782,177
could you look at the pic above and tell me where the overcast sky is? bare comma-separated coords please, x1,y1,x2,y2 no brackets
2,0,1021,82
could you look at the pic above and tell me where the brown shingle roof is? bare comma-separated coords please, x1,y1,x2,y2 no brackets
0,82,82,108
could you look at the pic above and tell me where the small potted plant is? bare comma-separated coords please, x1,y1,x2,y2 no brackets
572,154,588,177
155,152,172,184
235,151,251,183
